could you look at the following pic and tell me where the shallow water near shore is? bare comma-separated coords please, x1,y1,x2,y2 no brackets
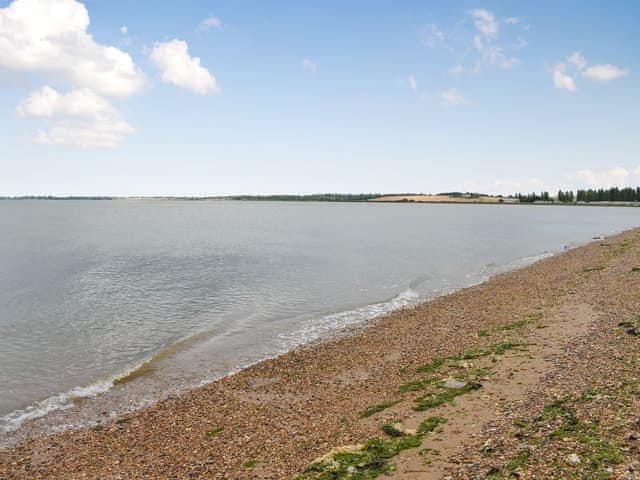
0,200,638,444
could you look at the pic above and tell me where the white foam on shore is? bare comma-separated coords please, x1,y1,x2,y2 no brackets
0,355,157,433
478,251,555,279
276,288,422,346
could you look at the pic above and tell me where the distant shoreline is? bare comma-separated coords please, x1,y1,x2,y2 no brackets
2,195,640,207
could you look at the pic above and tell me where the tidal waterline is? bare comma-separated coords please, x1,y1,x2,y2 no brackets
1,200,638,438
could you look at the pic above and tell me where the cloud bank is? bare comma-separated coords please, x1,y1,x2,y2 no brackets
0,0,146,147
0,0,147,98
1,0,220,148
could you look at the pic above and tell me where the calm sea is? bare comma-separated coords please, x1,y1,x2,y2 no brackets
0,200,638,441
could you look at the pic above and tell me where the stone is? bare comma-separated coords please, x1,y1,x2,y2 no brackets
444,379,467,389
566,453,581,465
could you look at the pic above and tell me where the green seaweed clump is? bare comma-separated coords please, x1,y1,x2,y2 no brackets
583,265,605,272
417,415,447,434
206,425,225,438
398,377,439,393
416,357,446,373
359,399,402,418
413,382,482,411
298,416,447,480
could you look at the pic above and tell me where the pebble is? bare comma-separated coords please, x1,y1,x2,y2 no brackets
566,453,581,465
444,379,467,389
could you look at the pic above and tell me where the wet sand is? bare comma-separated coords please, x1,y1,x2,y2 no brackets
1,228,640,479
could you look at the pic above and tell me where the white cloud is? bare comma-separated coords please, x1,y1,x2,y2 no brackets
440,88,465,106
552,52,629,91
473,35,519,69
420,10,525,73
0,0,147,98
407,74,417,92
150,39,220,95
302,58,318,75
553,63,576,92
473,35,483,51
35,118,134,149
1,0,144,148
567,51,586,71
582,64,629,82
470,9,498,38
469,10,520,69
199,16,222,31
17,86,134,148
17,85,114,118
573,167,630,187
635,166,640,177
449,64,464,75
514,36,528,49
419,24,445,48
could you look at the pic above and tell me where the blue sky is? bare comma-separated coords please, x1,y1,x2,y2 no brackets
0,0,638,196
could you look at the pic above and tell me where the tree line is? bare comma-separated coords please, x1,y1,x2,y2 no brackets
514,192,551,203
574,187,640,202
226,193,389,202
514,187,640,203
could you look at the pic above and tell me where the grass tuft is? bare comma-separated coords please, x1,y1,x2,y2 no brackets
417,416,447,434
206,426,225,438
583,265,605,272
413,382,482,411
398,377,439,393
416,358,446,374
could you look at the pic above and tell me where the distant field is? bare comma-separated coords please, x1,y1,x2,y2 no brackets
369,194,518,204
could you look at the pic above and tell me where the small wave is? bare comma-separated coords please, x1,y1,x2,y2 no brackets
1,381,109,434
0,355,155,433
478,251,554,280
276,288,423,348
0,328,220,434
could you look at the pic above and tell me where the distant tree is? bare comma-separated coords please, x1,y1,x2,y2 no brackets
574,186,639,203
556,190,576,203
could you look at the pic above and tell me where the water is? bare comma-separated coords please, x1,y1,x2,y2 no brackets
0,200,638,441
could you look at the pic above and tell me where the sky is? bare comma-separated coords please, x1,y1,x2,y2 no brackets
0,0,638,196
